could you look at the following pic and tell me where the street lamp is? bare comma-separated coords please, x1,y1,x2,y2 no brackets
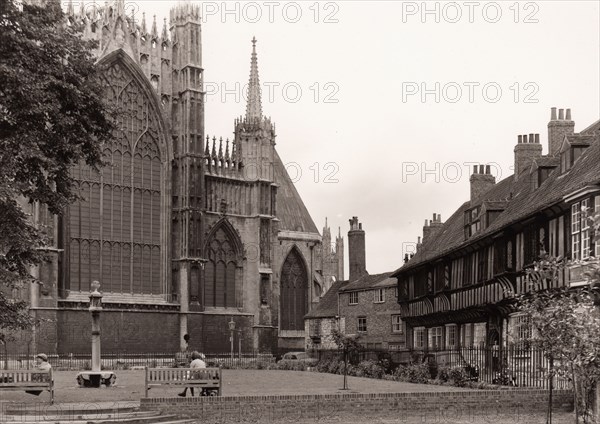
76,281,116,388
228,319,235,360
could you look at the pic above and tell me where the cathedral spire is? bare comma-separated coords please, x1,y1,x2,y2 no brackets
245,36,262,121
151,15,158,39
162,17,169,40
141,12,147,36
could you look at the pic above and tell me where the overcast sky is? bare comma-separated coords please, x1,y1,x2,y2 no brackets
75,1,600,275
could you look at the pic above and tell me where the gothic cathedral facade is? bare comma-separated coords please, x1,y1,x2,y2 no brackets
17,0,343,355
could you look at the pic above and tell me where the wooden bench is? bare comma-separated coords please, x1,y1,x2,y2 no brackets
144,367,221,398
0,369,54,404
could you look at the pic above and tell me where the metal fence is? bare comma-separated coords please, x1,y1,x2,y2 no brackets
0,351,275,371
1,346,571,389
308,346,571,389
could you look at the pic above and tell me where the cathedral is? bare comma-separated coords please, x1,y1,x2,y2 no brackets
16,0,343,355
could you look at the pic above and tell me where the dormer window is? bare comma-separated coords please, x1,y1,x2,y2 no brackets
464,206,481,239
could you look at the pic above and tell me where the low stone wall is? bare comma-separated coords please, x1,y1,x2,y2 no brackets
141,389,573,423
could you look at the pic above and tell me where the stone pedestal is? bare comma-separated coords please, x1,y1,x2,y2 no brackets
76,371,116,387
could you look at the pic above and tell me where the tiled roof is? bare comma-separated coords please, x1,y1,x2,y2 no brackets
394,130,600,276
339,272,395,292
304,279,347,319
581,119,600,135
533,157,560,168
273,149,319,234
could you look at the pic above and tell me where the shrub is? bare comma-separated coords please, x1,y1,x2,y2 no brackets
447,366,470,387
393,363,430,384
437,366,451,382
356,360,385,379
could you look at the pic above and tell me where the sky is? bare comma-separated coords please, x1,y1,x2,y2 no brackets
70,0,600,275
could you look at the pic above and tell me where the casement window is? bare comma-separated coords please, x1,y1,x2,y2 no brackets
473,323,487,347
572,199,591,260
428,327,444,350
373,288,385,303
445,324,457,349
358,317,367,333
461,323,473,347
391,315,404,333
510,314,532,348
349,292,359,305
414,327,426,349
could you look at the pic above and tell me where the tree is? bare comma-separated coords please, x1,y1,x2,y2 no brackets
516,251,600,424
331,330,361,390
0,0,114,342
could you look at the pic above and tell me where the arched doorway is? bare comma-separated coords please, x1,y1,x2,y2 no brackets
280,248,308,331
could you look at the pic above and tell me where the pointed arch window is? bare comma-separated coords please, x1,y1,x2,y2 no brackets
204,225,240,308
65,57,166,297
280,248,308,331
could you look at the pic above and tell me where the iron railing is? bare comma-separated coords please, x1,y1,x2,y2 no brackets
308,345,571,389
0,351,275,371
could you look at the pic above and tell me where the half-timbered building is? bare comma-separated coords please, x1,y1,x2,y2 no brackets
392,108,600,350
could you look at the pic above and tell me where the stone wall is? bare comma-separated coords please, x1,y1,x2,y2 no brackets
141,389,573,423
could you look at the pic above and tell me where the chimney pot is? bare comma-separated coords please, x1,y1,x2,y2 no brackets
473,165,478,174
566,108,572,120
479,164,485,174
485,165,491,174
559,109,564,120
551,107,557,120
437,214,442,221
535,134,540,144
523,134,528,143
529,133,535,143
518,135,523,144
418,236,421,244
424,219,428,226
358,223,362,230
432,213,436,220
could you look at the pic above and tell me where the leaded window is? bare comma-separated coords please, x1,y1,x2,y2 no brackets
280,248,308,331
204,227,239,308
67,60,164,296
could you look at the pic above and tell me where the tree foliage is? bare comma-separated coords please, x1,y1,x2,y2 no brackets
0,1,114,336
517,251,600,424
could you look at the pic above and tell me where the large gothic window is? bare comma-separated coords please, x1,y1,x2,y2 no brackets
204,225,240,308
67,59,165,296
280,248,308,331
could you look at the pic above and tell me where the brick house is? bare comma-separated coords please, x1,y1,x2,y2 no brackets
338,273,406,350
392,108,600,351
305,217,407,351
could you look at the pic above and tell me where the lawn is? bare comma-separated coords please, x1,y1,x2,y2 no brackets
0,370,575,424
0,369,467,404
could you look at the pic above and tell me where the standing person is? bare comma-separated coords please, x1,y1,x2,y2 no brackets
178,351,206,397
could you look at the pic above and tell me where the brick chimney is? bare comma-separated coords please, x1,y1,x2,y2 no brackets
548,107,575,156
514,133,542,179
422,213,443,244
470,165,495,202
348,217,367,282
